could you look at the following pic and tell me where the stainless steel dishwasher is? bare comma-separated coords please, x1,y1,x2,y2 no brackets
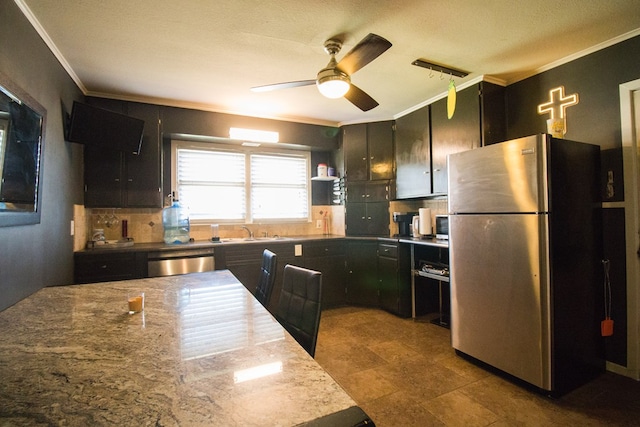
147,247,215,277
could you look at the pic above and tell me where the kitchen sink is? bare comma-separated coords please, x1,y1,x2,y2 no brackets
87,239,135,248
220,236,291,242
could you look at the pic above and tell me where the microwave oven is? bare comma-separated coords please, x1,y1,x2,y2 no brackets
435,215,449,240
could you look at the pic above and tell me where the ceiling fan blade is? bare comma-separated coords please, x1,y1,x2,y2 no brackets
344,84,379,111
336,33,392,76
251,79,316,92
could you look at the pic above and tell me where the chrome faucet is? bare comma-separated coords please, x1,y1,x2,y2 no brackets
241,226,254,240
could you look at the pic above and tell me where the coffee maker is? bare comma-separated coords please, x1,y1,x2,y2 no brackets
393,212,417,237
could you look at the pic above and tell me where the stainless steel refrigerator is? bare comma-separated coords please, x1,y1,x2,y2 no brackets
448,134,604,396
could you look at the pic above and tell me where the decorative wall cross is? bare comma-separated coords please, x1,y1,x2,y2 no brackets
537,86,579,119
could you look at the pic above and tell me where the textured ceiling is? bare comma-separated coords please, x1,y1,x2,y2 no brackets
17,0,640,126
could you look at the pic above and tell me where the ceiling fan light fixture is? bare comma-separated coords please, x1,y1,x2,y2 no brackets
316,68,350,99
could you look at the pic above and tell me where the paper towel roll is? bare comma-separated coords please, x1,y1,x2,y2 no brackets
418,208,432,235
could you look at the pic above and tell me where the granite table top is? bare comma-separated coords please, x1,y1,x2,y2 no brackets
0,270,357,426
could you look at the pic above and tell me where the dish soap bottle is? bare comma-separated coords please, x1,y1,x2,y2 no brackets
163,194,190,244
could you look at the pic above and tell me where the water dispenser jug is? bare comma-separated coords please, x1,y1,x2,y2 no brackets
163,199,190,244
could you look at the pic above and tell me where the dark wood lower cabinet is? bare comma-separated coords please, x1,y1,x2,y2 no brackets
74,251,146,284
222,243,297,314
345,240,379,306
73,238,415,318
303,241,346,309
378,242,412,317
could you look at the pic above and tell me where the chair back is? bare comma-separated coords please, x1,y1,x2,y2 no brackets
275,264,322,357
255,249,277,307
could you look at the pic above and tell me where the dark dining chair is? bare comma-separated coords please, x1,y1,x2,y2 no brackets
275,264,322,358
255,249,277,308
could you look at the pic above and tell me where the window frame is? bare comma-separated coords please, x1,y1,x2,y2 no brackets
171,139,311,225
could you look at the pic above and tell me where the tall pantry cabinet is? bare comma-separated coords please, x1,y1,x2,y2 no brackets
343,121,394,236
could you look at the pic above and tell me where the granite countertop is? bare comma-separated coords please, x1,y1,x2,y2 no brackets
76,235,348,254
76,235,448,256
0,270,357,425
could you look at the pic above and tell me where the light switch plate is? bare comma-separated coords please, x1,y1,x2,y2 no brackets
70,220,75,236
295,244,302,256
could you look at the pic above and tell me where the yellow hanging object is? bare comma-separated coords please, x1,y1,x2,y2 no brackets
447,79,456,119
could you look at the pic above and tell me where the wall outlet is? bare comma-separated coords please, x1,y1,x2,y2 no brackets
316,220,323,228
295,244,302,256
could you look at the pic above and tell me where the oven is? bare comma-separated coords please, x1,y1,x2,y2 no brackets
147,247,215,277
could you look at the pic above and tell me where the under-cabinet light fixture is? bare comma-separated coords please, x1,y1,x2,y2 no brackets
229,127,279,143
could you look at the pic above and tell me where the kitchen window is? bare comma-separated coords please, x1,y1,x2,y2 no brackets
171,140,310,223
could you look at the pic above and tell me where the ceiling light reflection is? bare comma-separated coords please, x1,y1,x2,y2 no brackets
234,361,283,383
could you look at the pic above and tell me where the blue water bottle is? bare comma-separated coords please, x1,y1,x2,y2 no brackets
163,195,190,244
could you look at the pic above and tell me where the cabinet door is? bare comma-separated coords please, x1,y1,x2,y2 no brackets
366,181,389,202
305,255,346,308
74,251,145,284
303,241,346,308
346,241,378,306
367,121,394,180
347,181,388,203
346,181,368,202
343,123,368,181
378,253,398,314
345,202,389,236
345,203,368,236
366,202,390,235
430,84,481,194
125,103,162,208
395,105,431,198
84,145,124,207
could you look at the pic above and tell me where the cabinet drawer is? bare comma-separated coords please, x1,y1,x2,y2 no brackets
303,242,345,257
74,252,145,284
378,243,398,259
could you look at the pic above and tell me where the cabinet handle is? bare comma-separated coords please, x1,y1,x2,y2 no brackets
361,216,366,220
423,171,430,174
434,168,441,172
367,216,372,220
114,178,120,182
370,156,374,160
100,265,107,269
362,157,366,161
128,178,133,182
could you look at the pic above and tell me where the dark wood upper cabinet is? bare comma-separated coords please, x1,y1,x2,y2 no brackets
430,81,505,194
367,121,395,181
84,99,162,208
343,121,394,181
395,105,431,199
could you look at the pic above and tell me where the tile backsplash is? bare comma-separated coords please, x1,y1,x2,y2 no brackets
388,198,448,236
75,205,345,250
74,199,447,251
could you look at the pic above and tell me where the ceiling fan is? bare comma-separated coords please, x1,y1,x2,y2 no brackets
251,33,392,112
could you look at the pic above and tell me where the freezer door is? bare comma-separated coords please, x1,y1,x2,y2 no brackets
448,135,548,214
450,213,552,390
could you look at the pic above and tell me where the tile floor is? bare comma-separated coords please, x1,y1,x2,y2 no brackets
314,306,640,427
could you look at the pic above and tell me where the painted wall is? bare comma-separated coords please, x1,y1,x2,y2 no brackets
505,34,640,367
0,0,84,311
